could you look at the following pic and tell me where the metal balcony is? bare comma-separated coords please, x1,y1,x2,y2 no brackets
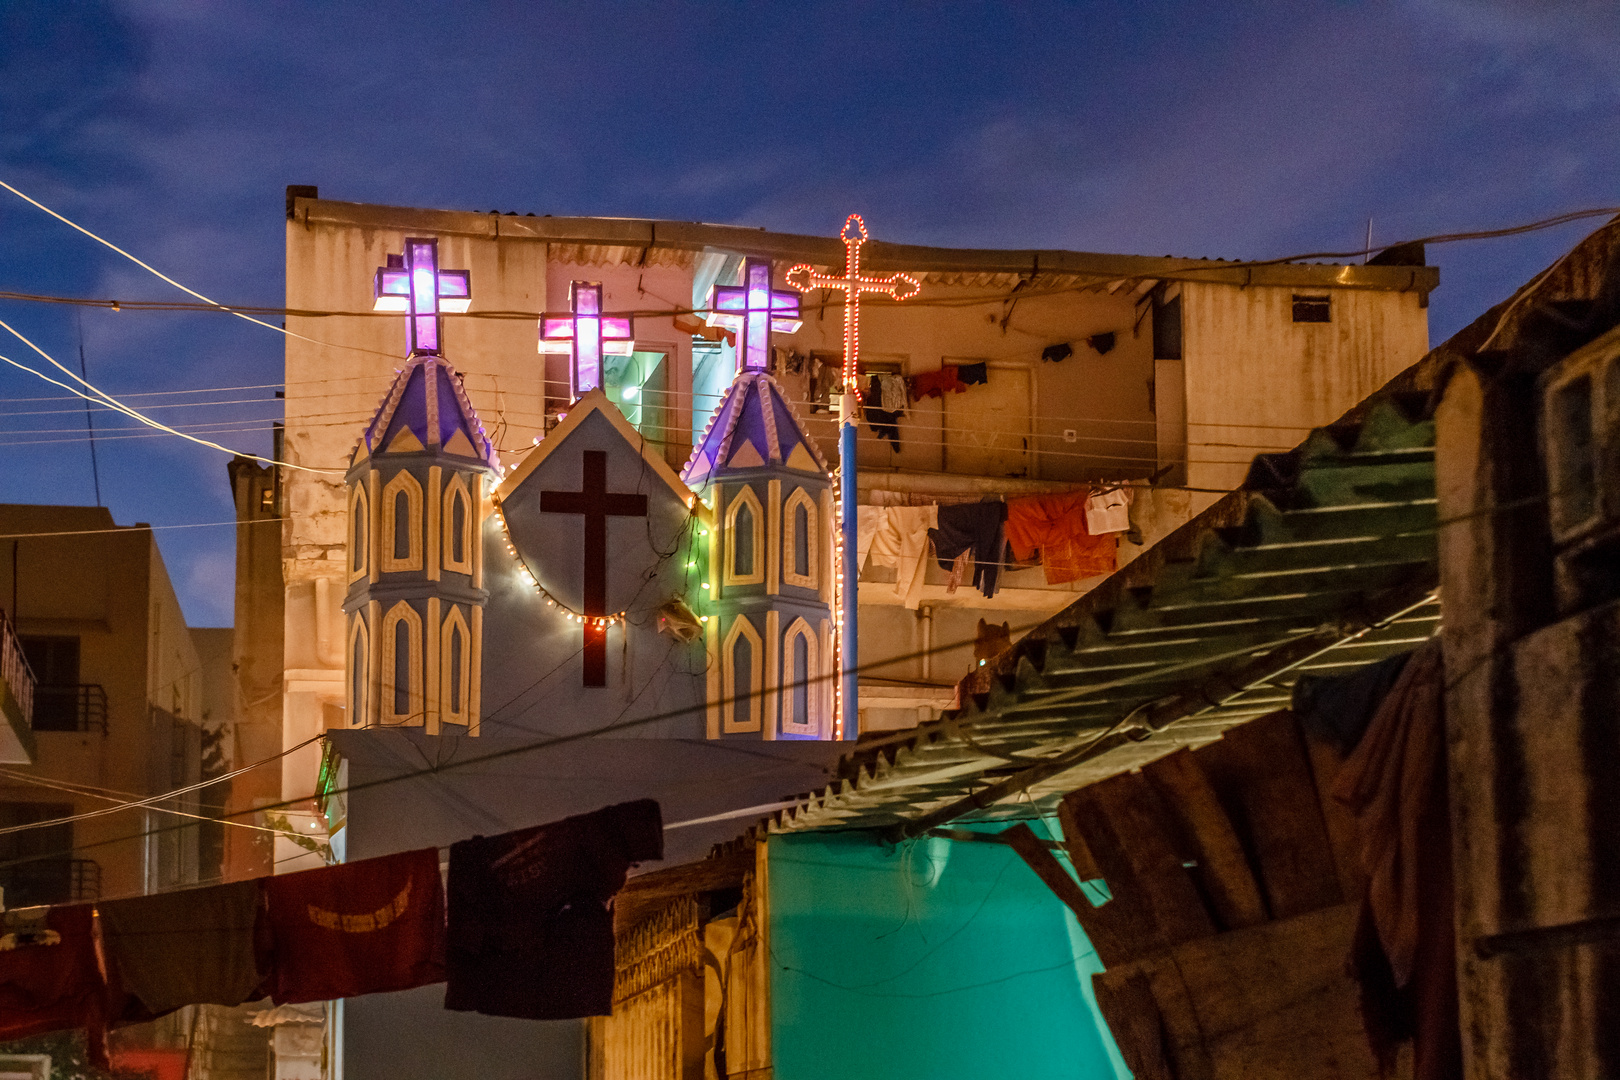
31,683,108,734
0,612,36,763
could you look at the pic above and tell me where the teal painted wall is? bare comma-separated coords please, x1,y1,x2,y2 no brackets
768,827,1128,1080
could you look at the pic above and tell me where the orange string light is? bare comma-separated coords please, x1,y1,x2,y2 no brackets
786,214,920,402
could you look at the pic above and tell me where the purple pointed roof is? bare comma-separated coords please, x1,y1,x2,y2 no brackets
681,371,829,487
353,354,498,469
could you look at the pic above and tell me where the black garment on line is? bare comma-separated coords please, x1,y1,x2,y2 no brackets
444,799,663,1020
1040,343,1073,364
929,500,1007,599
957,361,988,385
864,375,902,451
1292,650,1414,754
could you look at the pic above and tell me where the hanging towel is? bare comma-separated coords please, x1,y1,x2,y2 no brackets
445,799,663,1021
929,501,1007,598
0,904,109,1045
956,361,988,385
1084,485,1134,534
864,506,938,609
1005,491,1116,584
879,372,908,413
908,366,968,400
261,847,446,1005
102,879,263,1016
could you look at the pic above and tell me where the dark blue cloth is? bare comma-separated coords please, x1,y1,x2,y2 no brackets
929,500,1007,598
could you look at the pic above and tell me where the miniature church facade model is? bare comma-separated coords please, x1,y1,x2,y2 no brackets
343,241,840,742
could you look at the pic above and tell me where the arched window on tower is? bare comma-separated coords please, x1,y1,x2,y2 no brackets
443,474,474,575
347,615,369,725
441,605,473,727
724,486,765,587
380,601,423,725
349,485,370,581
722,617,763,733
781,617,821,737
381,471,424,572
782,487,819,590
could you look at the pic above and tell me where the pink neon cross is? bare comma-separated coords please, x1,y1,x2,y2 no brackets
373,238,471,356
786,216,919,402
707,258,803,372
539,282,634,401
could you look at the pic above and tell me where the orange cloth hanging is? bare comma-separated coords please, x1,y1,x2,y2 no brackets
1005,490,1116,584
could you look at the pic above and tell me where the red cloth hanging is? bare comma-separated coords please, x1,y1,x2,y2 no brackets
0,904,109,1046
907,366,968,399
260,847,445,1005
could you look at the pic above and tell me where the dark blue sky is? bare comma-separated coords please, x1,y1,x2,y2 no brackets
1,0,1616,626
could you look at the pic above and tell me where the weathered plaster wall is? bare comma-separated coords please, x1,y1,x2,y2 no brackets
1182,282,1431,490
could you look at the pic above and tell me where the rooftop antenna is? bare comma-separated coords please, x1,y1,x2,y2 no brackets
1364,218,1374,265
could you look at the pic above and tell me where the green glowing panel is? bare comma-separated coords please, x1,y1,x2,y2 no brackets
769,827,1127,1080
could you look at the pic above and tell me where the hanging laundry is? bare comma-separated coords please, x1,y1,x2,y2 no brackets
0,904,109,1049
944,549,972,594
859,505,937,609
101,879,263,1018
1005,491,1116,584
1086,332,1116,355
956,361,988,386
261,847,446,1005
908,366,968,399
929,501,1007,598
1084,485,1135,534
1331,641,1460,1080
445,799,663,1021
879,372,908,414
1041,343,1074,364
808,355,831,413
863,375,902,451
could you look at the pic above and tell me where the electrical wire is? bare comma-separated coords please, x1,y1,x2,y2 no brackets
0,178,397,362
0,334,336,474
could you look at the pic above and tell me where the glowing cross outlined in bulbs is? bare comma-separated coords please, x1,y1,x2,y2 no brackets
706,257,803,373
373,238,472,356
785,215,920,400
539,281,635,401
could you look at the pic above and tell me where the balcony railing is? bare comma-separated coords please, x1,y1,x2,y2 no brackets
0,610,34,727
32,684,108,733
0,857,101,907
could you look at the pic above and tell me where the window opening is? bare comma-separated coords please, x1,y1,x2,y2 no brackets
393,625,411,716
393,490,411,560
451,490,467,565
449,625,464,713
794,502,810,578
792,634,810,729
1292,295,1331,323
733,502,755,577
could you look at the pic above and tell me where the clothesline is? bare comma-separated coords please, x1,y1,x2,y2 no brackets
855,483,1134,607
0,801,664,1056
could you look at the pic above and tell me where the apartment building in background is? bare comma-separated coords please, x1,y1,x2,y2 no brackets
0,504,218,907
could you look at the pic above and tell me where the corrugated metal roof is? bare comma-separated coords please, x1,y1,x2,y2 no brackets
773,390,1440,834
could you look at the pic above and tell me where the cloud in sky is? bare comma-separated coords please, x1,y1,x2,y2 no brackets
0,0,1616,624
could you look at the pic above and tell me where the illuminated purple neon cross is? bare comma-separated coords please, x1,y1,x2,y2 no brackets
373,238,471,356
706,258,803,372
539,282,635,401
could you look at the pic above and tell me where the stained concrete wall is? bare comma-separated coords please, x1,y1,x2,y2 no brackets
1181,281,1431,491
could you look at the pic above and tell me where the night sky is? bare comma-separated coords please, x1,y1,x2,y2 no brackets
1,1,1615,626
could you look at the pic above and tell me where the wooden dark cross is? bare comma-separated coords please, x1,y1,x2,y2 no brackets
539,450,648,686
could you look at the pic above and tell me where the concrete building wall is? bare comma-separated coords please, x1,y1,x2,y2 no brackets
227,458,283,880
0,505,204,902
1180,281,1432,492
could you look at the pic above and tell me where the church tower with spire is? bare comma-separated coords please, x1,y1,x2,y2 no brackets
343,238,498,734
684,371,836,739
